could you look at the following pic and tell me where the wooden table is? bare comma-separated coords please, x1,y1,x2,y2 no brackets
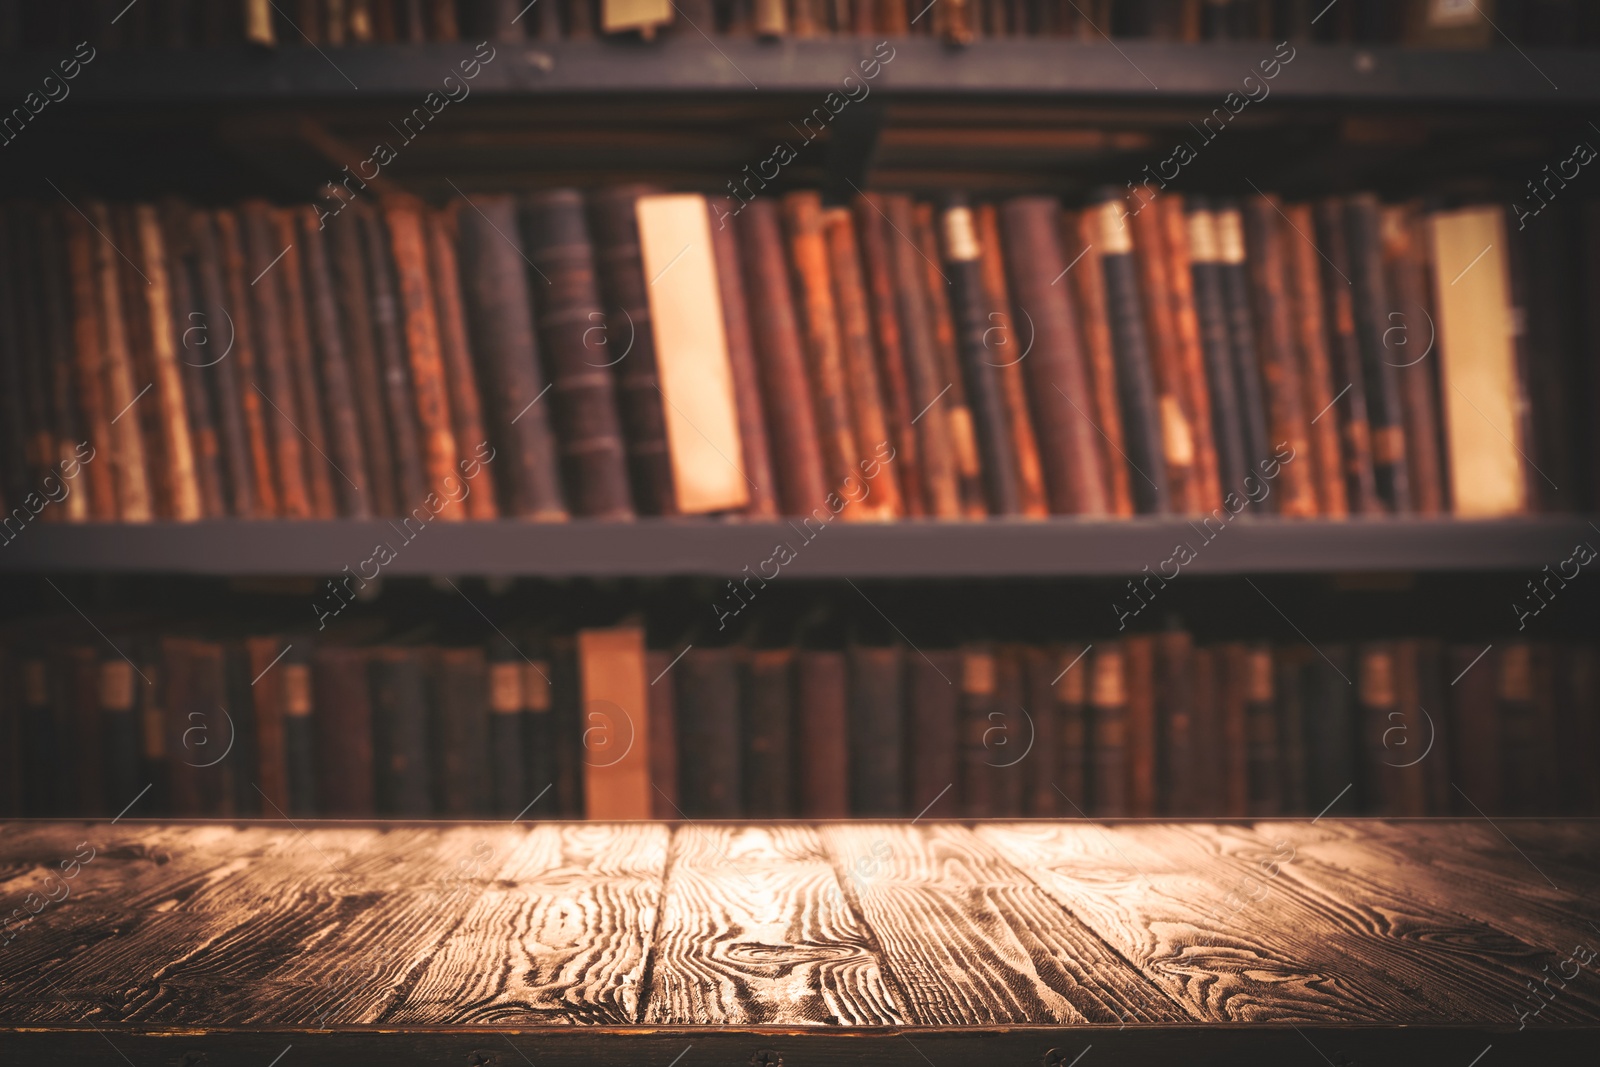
1,820,1596,1064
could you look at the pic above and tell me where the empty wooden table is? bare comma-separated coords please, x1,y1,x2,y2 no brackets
1,819,1596,1064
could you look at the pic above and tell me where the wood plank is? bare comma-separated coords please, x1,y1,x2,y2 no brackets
817,823,1184,1026
644,824,902,1026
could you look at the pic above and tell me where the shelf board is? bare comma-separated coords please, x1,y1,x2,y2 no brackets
0,517,1590,577
4,39,1593,104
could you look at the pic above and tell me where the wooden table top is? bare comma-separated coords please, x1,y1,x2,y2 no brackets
1,819,1596,1065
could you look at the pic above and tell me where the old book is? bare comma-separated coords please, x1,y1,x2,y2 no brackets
742,648,794,817
824,206,901,519
1091,196,1170,514
735,200,829,514
1217,643,1249,817
797,649,849,817
1185,202,1249,500
941,198,1023,516
1052,644,1088,811
915,202,987,517
1314,199,1381,514
635,193,750,514
242,202,313,519
646,649,679,818
709,210,779,518
850,644,904,815
1242,196,1318,515
425,207,498,519
1156,194,1223,510
270,211,338,518
328,205,400,517
280,646,316,817
435,646,490,816
1273,648,1309,815
853,194,923,517
183,209,256,517
357,203,430,508
1130,195,1200,514
589,186,677,515
487,646,525,817
133,205,202,521
246,635,292,815
1497,642,1553,815
1088,642,1127,816
752,0,788,34
1123,635,1157,816
958,645,997,817
88,201,154,521
168,638,234,817
1242,644,1280,815
18,657,59,815
906,648,959,820
1000,197,1112,516
1428,206,1525,516
1448,642,1501,813
215,208,281,517
39,210,95,522
522,189,635,519
1345,194,1412,512
111,205,171,518
297,207,372,518
369,647,433,816
1381,206,1447,515
1517,204,1580,513
1153,629,1194,815
0,215,33,516
1214,203,1272,485
677,647,741,817
524,650,560,818
1282,202,1349,517
989,647,1025,817
1295,645,1354,816
1066,211,1135,516
97,654,141,818
1020,646,1058,815
566,0,596,38
1380,640,1431,816
577,627,652,819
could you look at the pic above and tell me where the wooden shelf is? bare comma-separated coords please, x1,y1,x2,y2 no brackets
0,516,1590,577
2,39,1593,105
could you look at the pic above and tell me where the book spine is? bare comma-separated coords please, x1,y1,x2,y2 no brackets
1052,644,1088,810
1021,646,1059,815
914,201,987,517
522,189,635,520
959,645,996,817
577,627,652,819
646,649,679,818
1448,642,1501,813
88,201,155,521
907,648,960,819
852,195,924,517
184,209,256,517
524,653,559,817
1345,194,1412,512
1314,198,1381,514
214,208,281,517
849,645,905,815
735,199,830,513
309,648,372,815
39,209,95,522
97,656,141,816
435,647,490,816
281,647,316,817
1381,204,1447,515
1243,644,1281,815
588,186,677,516
425,207,499,519
1283,202,1349,518
1088,643,1127,816
941,198,1022,516
1218,643,1249,816
742,649,795,816
1182,203,1248,502
270,210,339,518
677,648,741,817
991,646,1025,816
133,205,203,521
1123,635,1157,815
1151,630,1193,814
487,648,525,817
1130,195,1200,514
1067,210,1136,516
796,649,849,817
328,205,401,516
1272,649,1308,815
246,636,290,813
369,648,433,817
1496,643,1544,815
355,205,428,510
241,202,313,519
1156,194,1223,511
1214,203,1273,481
709,212,780,518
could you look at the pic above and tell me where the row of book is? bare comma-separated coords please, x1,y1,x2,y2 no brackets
4,621,1595,820
1,184,1583,530
0,0,1589,50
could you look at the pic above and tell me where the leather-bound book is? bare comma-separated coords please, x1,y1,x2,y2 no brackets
1216,643,1249,816
1289,646,1349,817
1122,635,1157,816
1497,643,1553,815
2,211,42,517
1021,646,1059,815
940,197,1023,516
278,646,316,817
1354,643,1396,814
172,638,235,817
1428,206,1525,517
1153,629,1194,815
426,207,498,519
850,644,905,815
487,646,525,817
1213,203,1271,482
1156,194,1222,510
1447,642,1501,813
1002,198,1110,515
1516,204,1580,514
1381,206,1446,515
736,200,829,514
743,648,795,816
853,194,924,517
327,206,400,516
566,0,597,37
1090,196,1170,514
182,209,255,517
974,204,1049,518
86,201,154,521
522,189,635,520
309,646,373,815
241,202,313,519
1186,645,1221,812
384,200,466,519
877,195,961,517
428,0,461,37
1059,212,1129,516
61,646,103,816
270,211,339,518
132,205,203,521
1273,647,1309,815
97,653,141,818
784,192,864,511
1555,644,1599,815
578,627,652,819
65,208,123,520
371,0,400,40
1388,640,1432,816
296,207,372,518
953,645,992,816
17,657,58,816
1130,195,1200,513
636,194,750,514
369,647,433,817
1184,202,1248,500
1242,644,1280,815
435,646,490,816
710,210,780,518
38,211,93,522
589,186,677,516
915,202,987,517
110,205,170,517
990,647,1026,816
524,650,560,818
1088,643,1127,816
1312,200,1381,514
1242,196,1318,515
907,648,960,819
1344,194,1411,512
646,649,679,818
245,0,277,44
1282,202,1348,517
453,194,566,520
824,206,901,519
214,208,281,517
790,0,822,35
245,635,292,814
797,649,849,816
678,647,741,817
356,203,430,508
1053,643,1088,811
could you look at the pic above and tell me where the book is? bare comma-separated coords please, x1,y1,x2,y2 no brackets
215,208,282,517
358,203,430,509
1215,203,1272,484
1088,642,1128,815
915,202,988,518
796,649,849,817
427,209,500,520
1381,205,1447,515
1157,194,1223,510
435,646,490,816
958,644,997,817
853,193,924,517
1243,644,1281,815
133,205,203,521
1314,199,1382,515
742,648,794,816
1282,202,1349,517
242,201,314,519
577,626,652,819
709,208,780,518
270,211,339,518
369,647,433,816
849,644,904,815
1346,194,1412,512
677,647,741,817
486,645,525,817
1124,635,1157,815
1129,195,1199,513
90,201,154,521
907,648,960,819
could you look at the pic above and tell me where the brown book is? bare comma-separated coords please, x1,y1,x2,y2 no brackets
849,644,905,815
877,0,908,34
1242,196,1318,516
742,648,795,817
578,627,651,818
1021,646,1058,815
1001,197,1111,517
1123,635,1157,816
1283,202,1349,518
1185,203,1249,501
1088,643,1127,816
215,208,281,517
1055,643,1089,810
852,194,924,517
327,206,400,517
1066,209,1136,517
884,194,962,517
246,635,292,814
245,0,277,44
1219,643,1250,817
677,647,740,817
915,201,987,517
425,207,498,520
907,648,960,819
270,211,339,519
797,649,849,816
736,199,829,514
635,194,750,515
646,649,679,818
823,206,901,519
356,202,430,509
133,204,203,522
435,646,491,816
1187,645,1221,810
1215,203,1272,486
1345,194,1412,512
383,198,466,520
64,207,121,521
1381,205,1447,515
87,201,154,521
38,211,94,522
784,192,864,513
1243,644,1281,816
974,203,1048,518
990,646,1025,816
1448,642,1501,813
1130,195,1200,514
1387,640,1432,816
958,645,997,817
1157,195,1222,510
588,186,677,516
241,202,313,519
111,205,170,518
452,195,566,521
1313,199,1381,514
710,209,780,518
1154,629,1195,815
182,209,254,517
523,189,635,520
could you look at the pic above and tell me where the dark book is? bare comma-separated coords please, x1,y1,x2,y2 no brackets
1055,643,1090,812
1129,195,1199,514
1123,635,1158,816
1065,210,1137,516
1386,640,1432,816
1088,642,1128,816
1344,194,1412,512
0,211,38,516
89,201,155,521
1314,198,1381,514
1555,644,1599,815
1447,643,1499,813
434,646,490,816
245,635,292,814
357,203,430,510
39,208,95,522
677,647,742,817
548,635,583,817
1243,644,1281,816
311,646,376,818
1188,645,1222,810
849,644,904,815
1283,201,1349,517
796,649,849,817
1497,642,1553,815
522,189,635,520
328,203,401,517
907,649,960,820
242,202,313,519
280,644,317,818
1381,205,1447,515
97,653,141,817
958,644,997,817
1219,643,1250,816
273,210,339,518
1158,195,1223,511
1275,647,1309,815
709,212,779,518
1515,203,1579,513
647,649,679,818
853,193,925,517
1214,203,1272,484
131,204,204,522
524,649,561,817
1300,644,1356,816
1185,200,1249,500
18,656,59,816
369,647,433,817
1154,629,1195,815
164,637,234,817
214,208,280,518
914,202,987,518
588,186,677,516
1021,646,1059,815
486,645,525,817
742,648,794,817
990,646,1027,816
